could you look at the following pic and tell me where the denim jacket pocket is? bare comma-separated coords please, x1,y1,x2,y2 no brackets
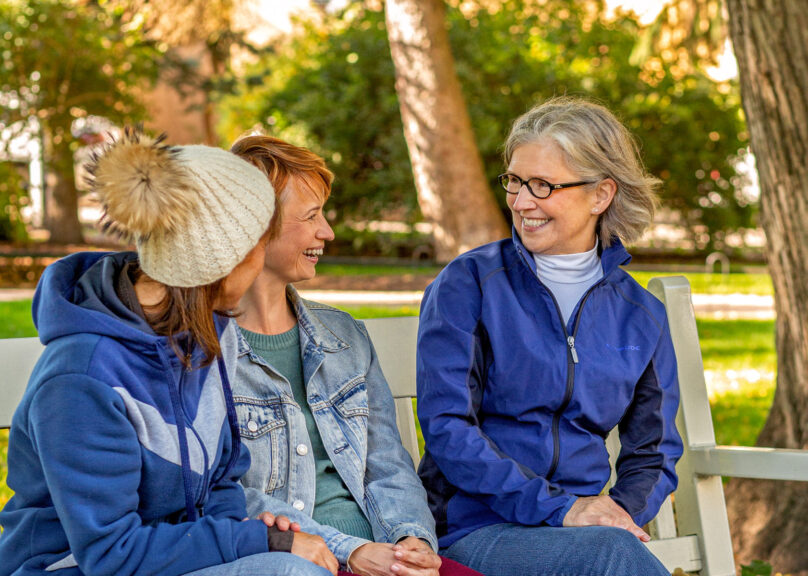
235,399,288,494
332,377,370,418
329,377,370,463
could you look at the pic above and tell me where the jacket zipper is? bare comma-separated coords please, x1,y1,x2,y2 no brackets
180,355,211,513
516,246,599,481
545,292,591,480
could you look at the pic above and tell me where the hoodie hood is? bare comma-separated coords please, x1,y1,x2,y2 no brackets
30,250,243,524
33,251,160,348
0,253,264,576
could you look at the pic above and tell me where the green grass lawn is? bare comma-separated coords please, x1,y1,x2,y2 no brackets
313,262,775,295
316,263,442,277
697,318,776,446
0,300,36,338
628,271,773,296
0,299,777,511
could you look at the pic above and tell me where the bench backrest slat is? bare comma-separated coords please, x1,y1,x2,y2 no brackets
0,337,44,429
362,317,420,467
648,277,735,576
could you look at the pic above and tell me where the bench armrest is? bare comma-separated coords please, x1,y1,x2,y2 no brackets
691,445,808,481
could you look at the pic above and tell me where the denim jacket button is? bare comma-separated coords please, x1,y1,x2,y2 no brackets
247,420,258,433
296,444,309,456
292,499,305,511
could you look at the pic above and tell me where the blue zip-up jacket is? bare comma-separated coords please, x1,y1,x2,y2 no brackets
0,252,268,576
416,231,683,548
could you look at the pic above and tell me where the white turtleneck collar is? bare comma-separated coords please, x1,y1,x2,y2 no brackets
533,237,603,325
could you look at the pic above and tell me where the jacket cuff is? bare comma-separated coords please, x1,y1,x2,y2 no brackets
388,523,439,552
234,519,272,559
326,533,372,566
267,525,294,552
544,495,578,527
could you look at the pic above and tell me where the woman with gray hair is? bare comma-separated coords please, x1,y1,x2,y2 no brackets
415,97,682,575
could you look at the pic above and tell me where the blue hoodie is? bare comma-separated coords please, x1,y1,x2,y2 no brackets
0,252,268,576
416,232,683,547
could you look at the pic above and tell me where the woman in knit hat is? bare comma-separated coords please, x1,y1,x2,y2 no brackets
230,135,481,576
0,129,338,576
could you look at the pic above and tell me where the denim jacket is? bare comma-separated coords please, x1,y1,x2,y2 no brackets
233,286,437,566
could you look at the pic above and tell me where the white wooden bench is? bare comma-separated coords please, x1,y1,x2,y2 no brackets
3,276,808,575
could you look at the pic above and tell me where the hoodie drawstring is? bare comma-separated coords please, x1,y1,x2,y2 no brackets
167,362,198,521
157,346,198,522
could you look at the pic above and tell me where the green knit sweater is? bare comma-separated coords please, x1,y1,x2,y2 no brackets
240,325,373,541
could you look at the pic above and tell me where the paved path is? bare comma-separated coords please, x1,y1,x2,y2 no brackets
0,289,36,302
0,288,775,319
690,293,774,320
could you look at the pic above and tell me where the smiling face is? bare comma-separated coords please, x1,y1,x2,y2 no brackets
262,177,334,286
507,138,613,255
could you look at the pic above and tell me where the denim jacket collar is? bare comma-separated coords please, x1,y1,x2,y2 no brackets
237,285,350,360
289,286,350,352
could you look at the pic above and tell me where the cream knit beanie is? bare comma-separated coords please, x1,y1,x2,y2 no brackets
87,129,275,287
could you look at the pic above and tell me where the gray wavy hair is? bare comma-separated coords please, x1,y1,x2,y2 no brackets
504,96,660,247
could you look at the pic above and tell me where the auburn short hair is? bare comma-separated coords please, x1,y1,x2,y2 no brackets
230,135,334,239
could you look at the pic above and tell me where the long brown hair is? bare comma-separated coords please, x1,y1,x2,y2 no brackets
230,135,334,239
134,268,232,369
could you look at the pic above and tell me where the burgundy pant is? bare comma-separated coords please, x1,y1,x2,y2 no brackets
337,556,483,576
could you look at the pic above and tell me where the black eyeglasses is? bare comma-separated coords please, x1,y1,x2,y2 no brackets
498,173,595,199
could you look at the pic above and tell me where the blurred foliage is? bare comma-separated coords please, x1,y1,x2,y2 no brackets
218,4,414,221
218,0,752,248
328,223,435,259
741,560,773,576
110,0,259,144
0,162,28,242
632,0,727,71
0,0,162,239
0,0,161,132
448,0,752,247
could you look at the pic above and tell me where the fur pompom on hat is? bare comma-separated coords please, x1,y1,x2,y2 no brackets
87,127,275,287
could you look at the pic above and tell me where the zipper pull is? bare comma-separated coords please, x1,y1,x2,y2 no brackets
567,336,579,364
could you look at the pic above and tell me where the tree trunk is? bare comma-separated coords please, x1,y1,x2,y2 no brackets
43,131,84,245
724,1,808,573
385,0,508,262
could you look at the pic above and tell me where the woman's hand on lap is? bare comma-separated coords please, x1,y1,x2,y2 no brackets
348,540,440,576
291,532,339,574
393,537,441,575
348,543,396,575
562,495,650,542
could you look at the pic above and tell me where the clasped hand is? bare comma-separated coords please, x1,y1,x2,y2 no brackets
562,494,650,542
347,536,441,576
